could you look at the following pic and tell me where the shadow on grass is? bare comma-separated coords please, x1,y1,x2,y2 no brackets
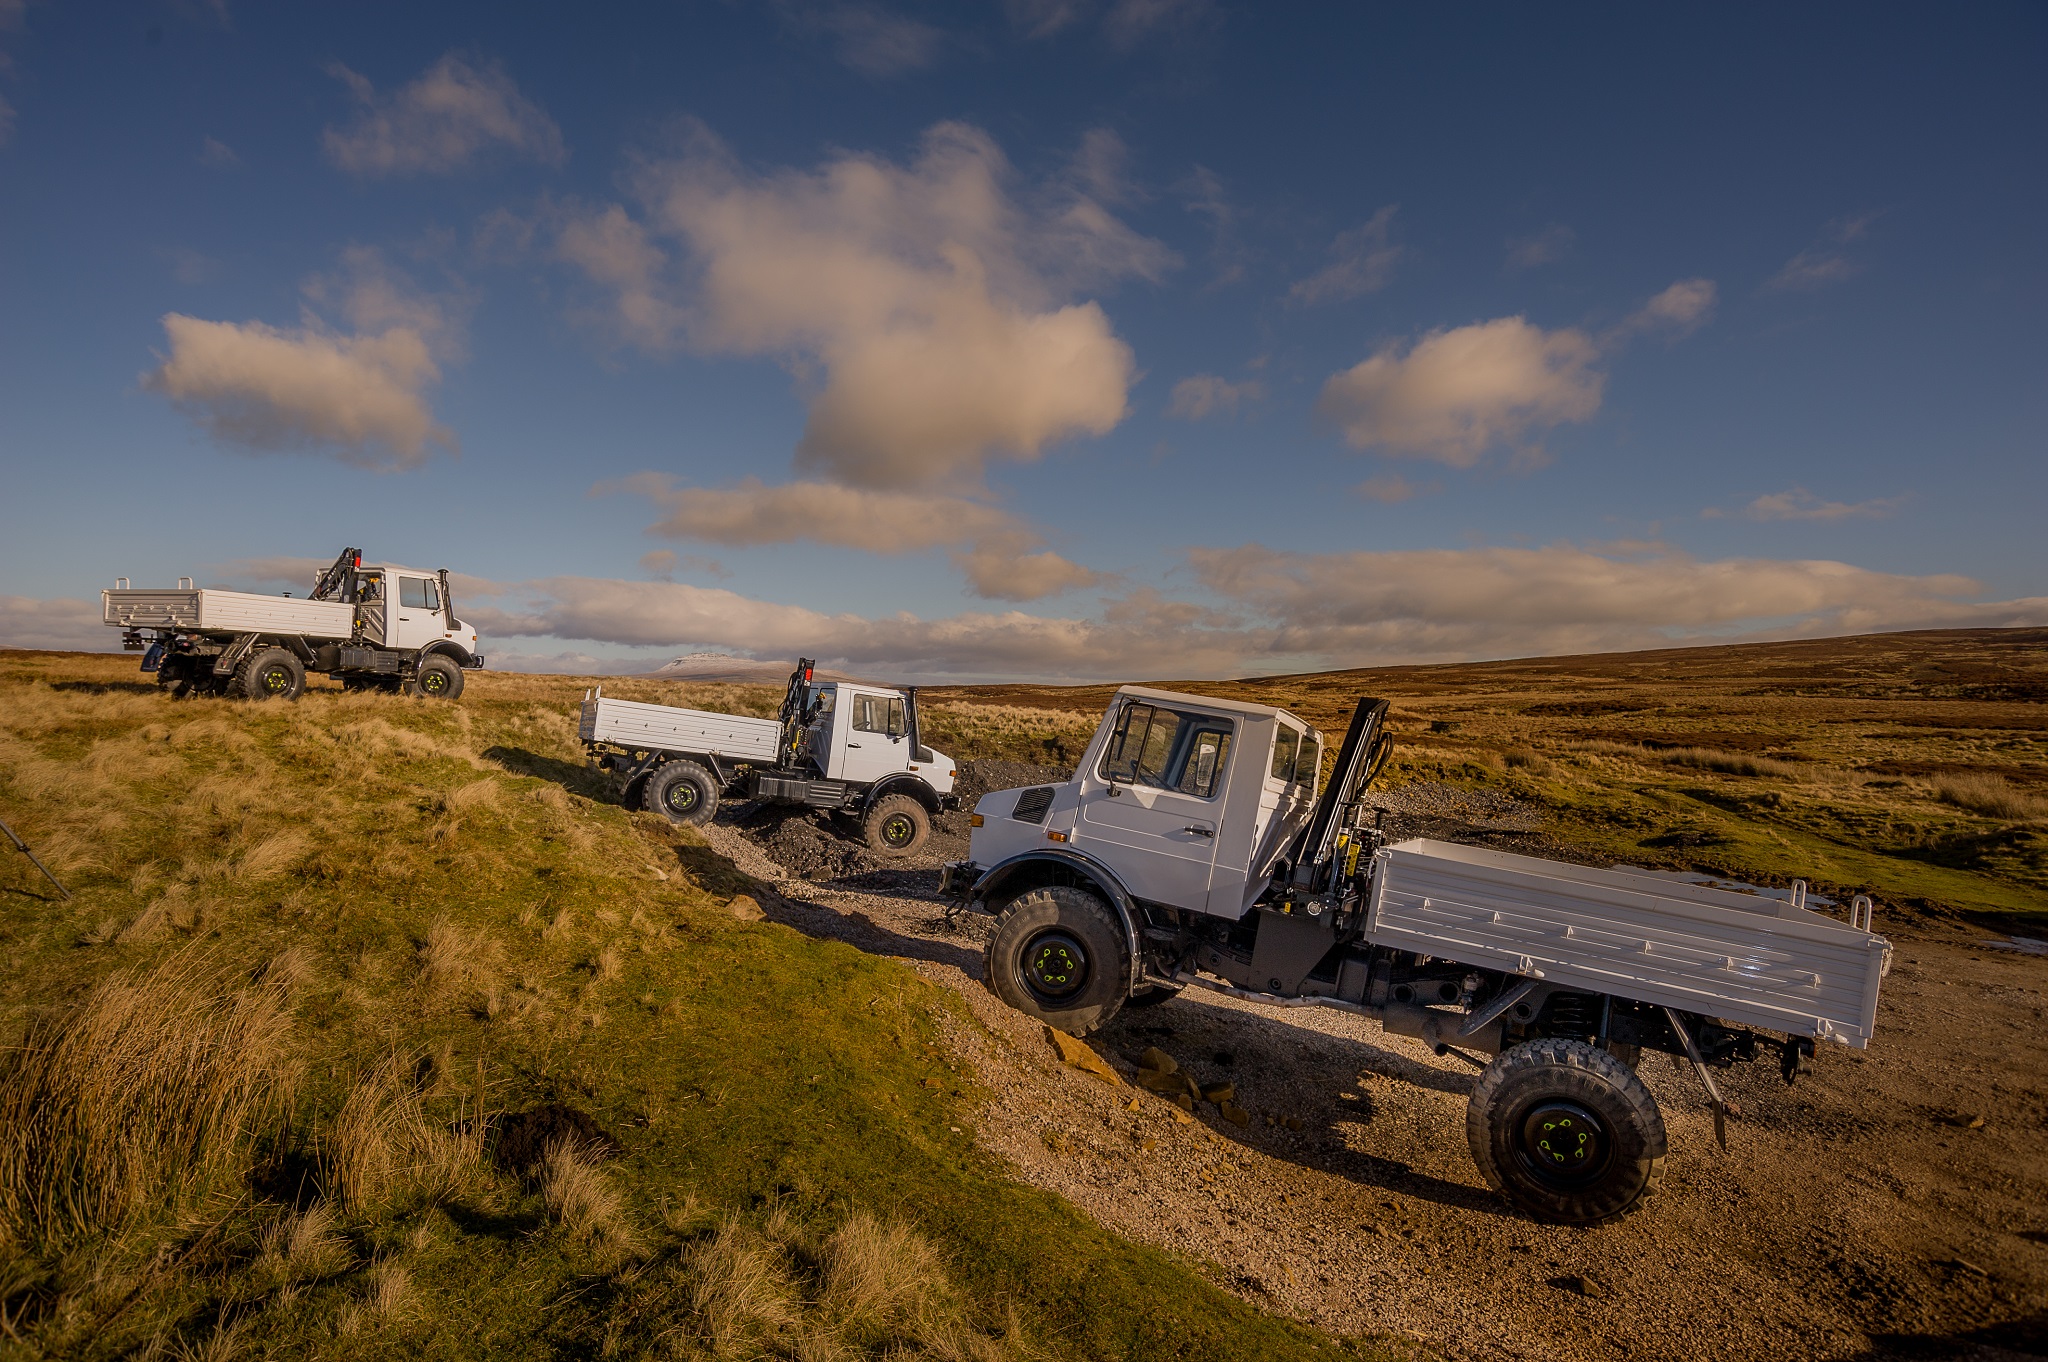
50,679,158,695
485,745,615,800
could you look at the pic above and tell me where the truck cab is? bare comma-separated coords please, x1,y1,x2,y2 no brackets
350,563,480,662
797,683,952,793
961,686,1319,917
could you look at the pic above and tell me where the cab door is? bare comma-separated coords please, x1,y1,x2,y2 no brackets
834,689,908,785
1073,700,1233,913
388,574,446,651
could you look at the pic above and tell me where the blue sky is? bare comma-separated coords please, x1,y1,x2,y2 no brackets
1,1,2043,680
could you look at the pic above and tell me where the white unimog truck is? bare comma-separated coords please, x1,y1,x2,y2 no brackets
941,687,1891,1224
581,658,956,855
103,547,484,700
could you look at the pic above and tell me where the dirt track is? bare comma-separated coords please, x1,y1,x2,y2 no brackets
696,787,2048,1362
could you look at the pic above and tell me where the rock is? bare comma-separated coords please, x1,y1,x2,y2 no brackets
1045,1026,1123,1085
1138,1068,1191,1095
1201,1082,1235,1104
1281,1115,1304,1132
1171,1108,1194,1125
1173,1093,1196,1113
1138,1046,1178,1074
1941,1112,1987,1130
1550,1274,1605,1298
727,894,765,921
1219,1101,1251,1126
921,1077,943,1090
1125,1097,1141,1112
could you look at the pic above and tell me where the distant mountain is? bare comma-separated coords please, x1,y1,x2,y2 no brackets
646,653,861,684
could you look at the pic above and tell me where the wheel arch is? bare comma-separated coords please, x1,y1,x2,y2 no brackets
862,773,940,814
972,849,1142,998
420,640,477,668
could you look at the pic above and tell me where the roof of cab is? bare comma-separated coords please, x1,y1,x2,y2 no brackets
1114,684,1315,732
356,563,433,576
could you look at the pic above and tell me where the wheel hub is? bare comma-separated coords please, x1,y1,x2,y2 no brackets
420,670,446,693
1020,930,1089,1003
1513,1100,1612,1188
881,813,914,847
665,782,698,813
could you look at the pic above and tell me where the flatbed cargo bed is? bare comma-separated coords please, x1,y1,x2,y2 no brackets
1366,838,1886,1047
102,587,354,640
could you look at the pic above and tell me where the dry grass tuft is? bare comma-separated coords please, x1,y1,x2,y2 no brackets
323,1051,489,1212
604,1208,1025,1361
1937,773,2048,822
254,1200,351,1286
338,1261,411,1336
235,829,314,880
1502,748,1555,776
1653,746,1801,779
0,954,295,1250
414,917,502,999
537,1136,644,1263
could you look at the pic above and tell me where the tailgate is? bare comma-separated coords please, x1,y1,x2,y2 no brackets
104,589,203,628
1365,838,1889,1047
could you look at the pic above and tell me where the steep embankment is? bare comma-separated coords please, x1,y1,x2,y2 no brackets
0,650,1378,1362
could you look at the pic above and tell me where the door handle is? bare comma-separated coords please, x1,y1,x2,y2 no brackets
847,742,862,748
1183,825,1215,837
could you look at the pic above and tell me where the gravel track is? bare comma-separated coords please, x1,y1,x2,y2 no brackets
695,781,2048,1362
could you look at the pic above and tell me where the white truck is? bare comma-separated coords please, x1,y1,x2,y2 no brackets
581,658,956,854
941,686,1891,1225
103,547,484,700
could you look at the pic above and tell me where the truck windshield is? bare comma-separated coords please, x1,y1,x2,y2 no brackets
1100,702,1234,798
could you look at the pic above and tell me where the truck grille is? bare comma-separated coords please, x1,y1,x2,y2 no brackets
1010,787,1054,824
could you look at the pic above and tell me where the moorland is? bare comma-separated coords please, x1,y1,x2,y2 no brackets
1,627,2043,1360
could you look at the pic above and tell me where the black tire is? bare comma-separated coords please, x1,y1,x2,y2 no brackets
1467,1038,1667,1226
644,760,719,826
985,885,1129,1036
861,794,929,856
1124,983,1184,1008
237,648,305,701
408,655,464,700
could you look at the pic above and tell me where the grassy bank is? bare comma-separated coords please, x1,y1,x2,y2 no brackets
0,651,1377,1361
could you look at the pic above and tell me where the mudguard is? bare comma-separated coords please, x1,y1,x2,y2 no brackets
970,847,1144,996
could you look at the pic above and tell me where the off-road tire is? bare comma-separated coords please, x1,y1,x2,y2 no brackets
408,655,464,700
986,885,1129,1036
644,760,719,826
1124,983,1184,1008
1468,1038,1666,1226
237,648,305,701
861,794,929,856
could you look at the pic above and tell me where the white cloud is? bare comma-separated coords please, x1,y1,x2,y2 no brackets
626,475,1015,553
1505,224,1574,271
949,533,1101,601
145,248,461,470
1618,278,1716,338
776,2,944,76
1190,542,2048,664
1166,373,1263,420
1317,316,1604,466
199,136,240,168
435,543,2048,682
323,53,564,177
1353,473,1435,504
1737,488,1907,522
617,474,1099,601
0,596,109,653
554,203,682,349
144,315,453,470
1766,212,1879,292
460,575,1239,681
559,121,1165,491
1007,0,1218,45
1289,206,1403,305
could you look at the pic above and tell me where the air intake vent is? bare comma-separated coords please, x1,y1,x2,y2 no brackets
1011,787,1055,824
